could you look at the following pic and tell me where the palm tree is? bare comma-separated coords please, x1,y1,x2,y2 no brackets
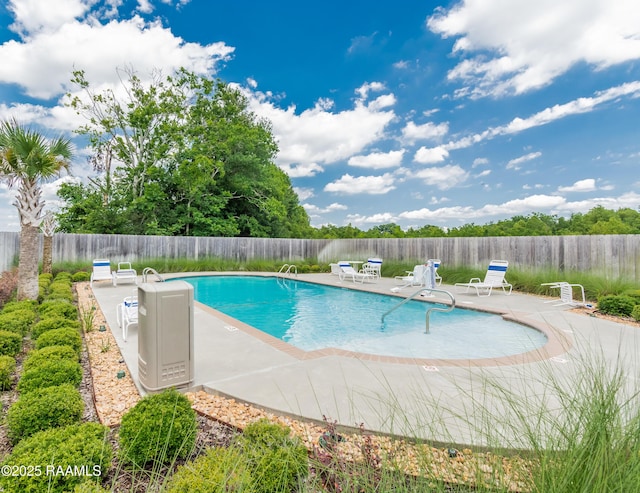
0,119,72,300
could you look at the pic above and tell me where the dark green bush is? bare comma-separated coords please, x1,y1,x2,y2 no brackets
1,299,38,314
0,422,112,493
632,305,640,322
118,388,197,467
7,384,84,443
39,300,78,320
0,330,22,357
32,316,81,340
0,355,16,390
36,326,82,355
623,289,640,304
235,419,309,493
164,447,252,493
23,345,78,371
72,271,91,282
0,309,36,335
17,359,82,394
597,294,636,317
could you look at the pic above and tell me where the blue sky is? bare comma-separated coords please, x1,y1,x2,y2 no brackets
1,0,639,232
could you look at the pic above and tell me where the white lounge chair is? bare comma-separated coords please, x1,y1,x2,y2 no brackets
455,259,513,296
542,281,588,307
116,294,138,341
361,258,383,278
329,263,342,276
394,264,427,287
112,261,137,286
90,259,112,288
338,261,374,283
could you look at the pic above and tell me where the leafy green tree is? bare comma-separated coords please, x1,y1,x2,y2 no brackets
0,120,72,300
60,69,310,237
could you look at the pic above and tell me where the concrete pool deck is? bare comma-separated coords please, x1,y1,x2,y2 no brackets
91,272,640,448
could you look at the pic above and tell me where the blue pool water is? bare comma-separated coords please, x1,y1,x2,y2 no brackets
175,276,547,360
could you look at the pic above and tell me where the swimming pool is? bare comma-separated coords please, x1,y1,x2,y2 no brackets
175,275,548,360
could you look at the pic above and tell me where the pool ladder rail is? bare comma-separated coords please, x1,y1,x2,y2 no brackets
382,288,455,334
142,267,165,283
277,264,298,276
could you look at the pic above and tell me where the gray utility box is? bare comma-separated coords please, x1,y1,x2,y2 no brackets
137,281,194,392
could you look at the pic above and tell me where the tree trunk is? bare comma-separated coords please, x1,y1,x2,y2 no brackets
42,234,53,275
17,224,40,300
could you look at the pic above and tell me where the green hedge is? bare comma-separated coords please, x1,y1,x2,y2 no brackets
23,345,78,371
39,300,78,320
17,359,82,394
7,384,84,444
0,355,16,390
32,317,81,340
597,295,636,317
0,422,112,493
35,327,82,355
0,300,38,314
0,330,22,357
0,309,36,335
118,388,197,467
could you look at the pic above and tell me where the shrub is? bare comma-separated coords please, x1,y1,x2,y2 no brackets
632,305,640,322
39,272,53,283
0,330,22,357
235,419,309,493
0,422,112,493
36,326,82,355
39,300,78,320
0,355,16,390
1,299,38,314
72,271,91,283
597,294,636,317
44,285,75,302
7,384,84,443
32,316,80,340
73,481,111,493
17,359,82,394
118,388,197,467
164,446,252,493
0,309,37,335
23,345,78,371
54,272,73,281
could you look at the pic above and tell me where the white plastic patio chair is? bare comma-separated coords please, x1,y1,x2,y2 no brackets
112,261,137,286
394,264,427,287
116,294,138,341
361,258,383,278
455,259,513,296
541,281,588,307
90,259,112,288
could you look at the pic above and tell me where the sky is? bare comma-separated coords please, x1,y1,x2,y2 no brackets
0,0,639,233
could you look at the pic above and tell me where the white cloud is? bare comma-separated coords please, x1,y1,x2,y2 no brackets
557,178,597,192
401,121,449,144
0,10,234,99
7,0,88,35
324,173,396,195
409,164,469,190
246,91,396,169
355,81,386,99
303,202,348,214
413,145,449,164
293,187,314,201
348,150,404,169
427,0,640,98
506,151,542,170
472,157,488,167
278,162,324,178
345,212,397,225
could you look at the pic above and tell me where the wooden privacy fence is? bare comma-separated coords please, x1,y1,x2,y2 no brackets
1,232,639,281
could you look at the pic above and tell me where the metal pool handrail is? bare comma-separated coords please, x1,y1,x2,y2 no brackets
382,288,455,334
142,267,164,283
277,264,298,276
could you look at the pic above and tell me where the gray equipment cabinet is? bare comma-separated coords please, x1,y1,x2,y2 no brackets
137,281,194,392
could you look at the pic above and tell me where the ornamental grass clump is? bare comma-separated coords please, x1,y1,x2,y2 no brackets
234,419,309,493
118,388,197,467
0,422,112,493
164,446,252,493
7,383,84,444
